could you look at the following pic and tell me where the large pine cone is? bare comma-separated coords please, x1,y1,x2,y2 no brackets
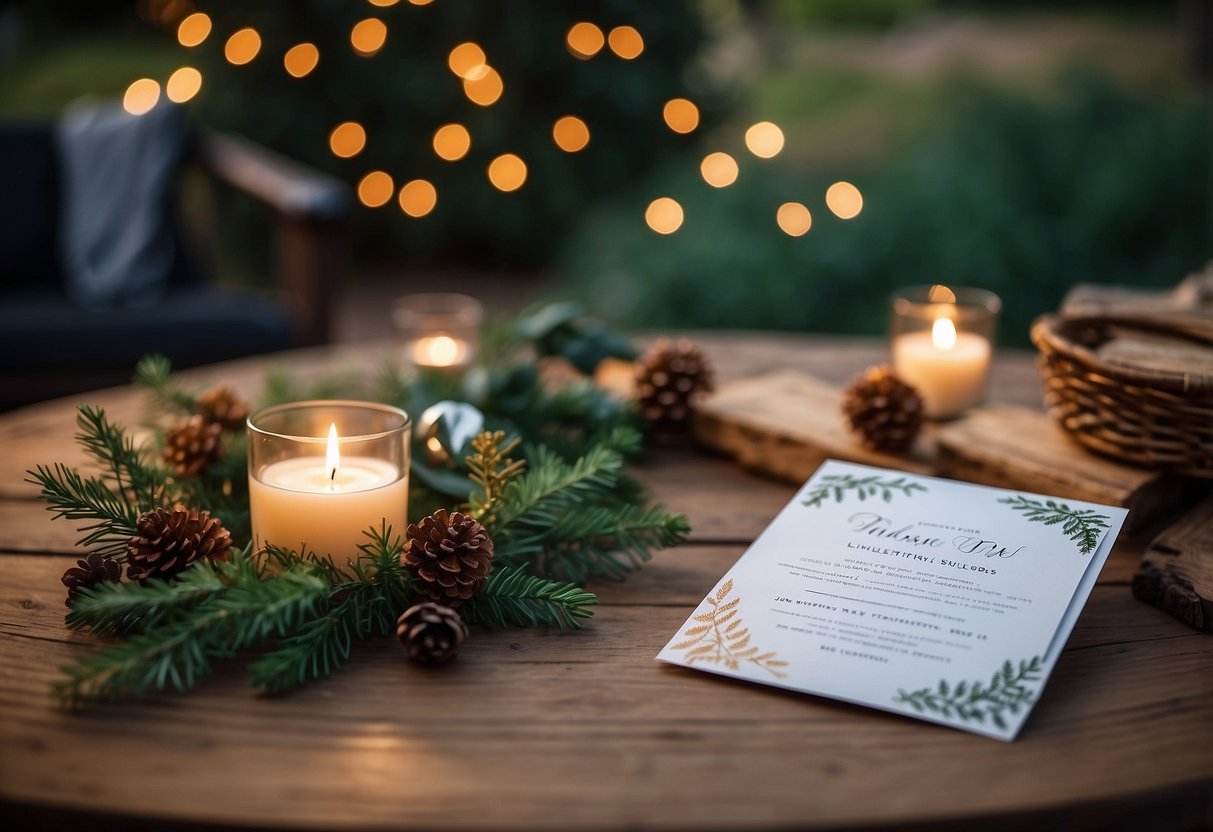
162,415,223,477
61,553,122,608
127,506,232,581
396,602,467,665
634,338,716,433
842,365,924,453
196,386,249,431
403,509,493,604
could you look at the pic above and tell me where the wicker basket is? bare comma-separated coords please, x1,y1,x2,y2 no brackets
1031,314,1213,477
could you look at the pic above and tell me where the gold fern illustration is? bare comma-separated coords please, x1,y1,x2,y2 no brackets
671,579,789,679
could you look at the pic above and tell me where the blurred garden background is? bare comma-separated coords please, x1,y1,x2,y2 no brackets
2,0,1210,347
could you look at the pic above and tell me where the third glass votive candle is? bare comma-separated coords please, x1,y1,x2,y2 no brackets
889,285,1001,420
392,292,483,370
248,400,410,560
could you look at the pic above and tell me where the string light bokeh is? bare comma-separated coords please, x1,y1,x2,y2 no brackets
123,1,862,242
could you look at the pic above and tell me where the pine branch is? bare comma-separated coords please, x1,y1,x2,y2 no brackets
802,474,927,508
501,505,689,583
66,558,228,635
249,523,413,693
460,566,597,631
492,444,624,533
54,554,330,705
997,496,1110,556
74,405,167,512
26,463,139,558
133,354,196,415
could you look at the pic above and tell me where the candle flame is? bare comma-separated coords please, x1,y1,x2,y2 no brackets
932,316,958,351
326,422,340,480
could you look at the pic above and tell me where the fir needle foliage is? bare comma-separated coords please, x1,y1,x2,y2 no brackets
997,496,1109,556
133,353,197,415
461,566,598,631
801,474,927,508
465,430,526,526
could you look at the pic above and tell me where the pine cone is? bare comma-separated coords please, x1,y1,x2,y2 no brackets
61,553,122,608
396,602,467,665
842,365,924,453
634,338,716,433
127,506,232,581
403,509,493,604
196,386,249,431
162,415,223,477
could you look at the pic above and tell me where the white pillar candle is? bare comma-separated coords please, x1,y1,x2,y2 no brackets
249,423,408,559
892,317,991,419
409,334,470,368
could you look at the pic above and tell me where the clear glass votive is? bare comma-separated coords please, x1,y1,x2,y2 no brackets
392,292,483,370
889,285,1001,420
248,401,410,560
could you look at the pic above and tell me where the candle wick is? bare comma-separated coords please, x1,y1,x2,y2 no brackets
330,467,337,481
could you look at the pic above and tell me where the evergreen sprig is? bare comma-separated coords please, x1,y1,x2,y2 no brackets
997,496,1109,556
894,657,1043,730
55,550,330,704
27,462,139,559
465,430,525,526
802,474,927,508
133,353,196,415
461,566,598,631
75,405,167,509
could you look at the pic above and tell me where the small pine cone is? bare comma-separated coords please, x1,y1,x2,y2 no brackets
396,602,467,665
127,506,232,581
162,415,223,477
61,553,122,608
196,386,249,431
634,338,716,433
403,509,493,604
842,365,924,453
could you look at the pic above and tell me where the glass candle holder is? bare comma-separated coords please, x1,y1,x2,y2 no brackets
248,401,410,560
889,285,1001,420
392,292,483,370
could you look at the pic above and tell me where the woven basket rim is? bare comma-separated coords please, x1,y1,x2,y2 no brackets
1030,313,1213,394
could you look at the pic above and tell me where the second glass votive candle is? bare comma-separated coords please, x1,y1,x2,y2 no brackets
889,285,1001,420
392,292,483,370
248,401,410,560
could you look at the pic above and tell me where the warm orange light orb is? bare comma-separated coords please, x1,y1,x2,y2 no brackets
448,42,487,78
368,0,401,6
433,124,472,161
645,197,684,235
165,67,202,104
329,122,367,158
700,152,738,188
552,116,590,152
284,43,320,78
826,181,863,219
123,78,161,116
776,202,812,236
744,121,784,159
177,13,211,47
607,26,644,59
488,154,527,192
399,179,438,217
463,66,503,106
357,171,395,208
224,28,262,66
566,22,605,59
351,18,388,56
662,98,699,134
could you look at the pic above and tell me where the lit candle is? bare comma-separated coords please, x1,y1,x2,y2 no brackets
409,334,470,368
248,402,410,561
892,312,991,419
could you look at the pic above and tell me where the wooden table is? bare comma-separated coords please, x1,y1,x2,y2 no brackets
1,334,1210,831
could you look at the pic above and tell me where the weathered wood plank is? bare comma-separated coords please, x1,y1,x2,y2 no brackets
0,553,1208,831
691,370,934,483
1134,494,1213,631
935,406,1193,534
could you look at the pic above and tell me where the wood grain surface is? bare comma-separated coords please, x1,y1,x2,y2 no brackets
1,335,1210,832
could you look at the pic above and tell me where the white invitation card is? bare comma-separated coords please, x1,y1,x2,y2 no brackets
657,460,1128,741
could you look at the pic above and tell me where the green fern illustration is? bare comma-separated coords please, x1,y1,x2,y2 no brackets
998,495,1109,556
670,580,788,679
802,474,927,508
894,656,1043,730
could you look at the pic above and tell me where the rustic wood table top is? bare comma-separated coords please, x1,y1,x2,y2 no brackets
1,334,1210,832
